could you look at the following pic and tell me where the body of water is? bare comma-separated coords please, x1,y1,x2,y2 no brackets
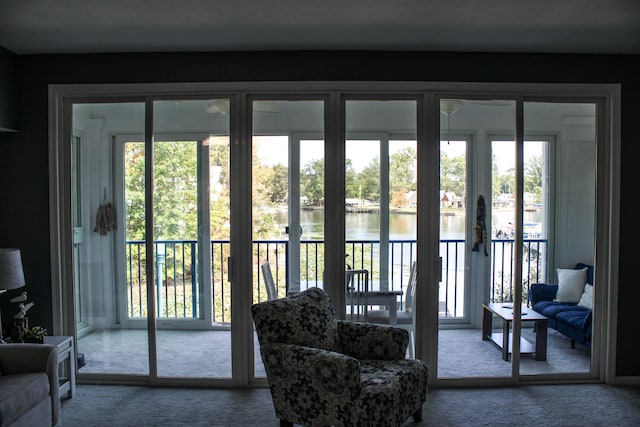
279,208,543,241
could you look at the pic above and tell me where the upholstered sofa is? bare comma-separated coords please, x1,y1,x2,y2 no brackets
252,287,428,427
529,263,593,348
0,344,59,426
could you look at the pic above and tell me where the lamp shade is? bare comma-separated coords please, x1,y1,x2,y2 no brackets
0,249,26,291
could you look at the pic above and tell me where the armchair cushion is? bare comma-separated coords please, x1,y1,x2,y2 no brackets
259,342,362,424
337,320,408,361
356,359,428,425
252,287,339,352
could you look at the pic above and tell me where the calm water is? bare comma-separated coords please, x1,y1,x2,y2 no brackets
281,209,543,241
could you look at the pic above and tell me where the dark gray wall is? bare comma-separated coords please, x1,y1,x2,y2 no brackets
0,47,18,131
0,51,638,377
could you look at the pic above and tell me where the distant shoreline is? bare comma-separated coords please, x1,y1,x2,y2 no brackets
299,205,529,216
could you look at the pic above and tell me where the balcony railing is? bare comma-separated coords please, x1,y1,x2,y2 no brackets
125,238,547,323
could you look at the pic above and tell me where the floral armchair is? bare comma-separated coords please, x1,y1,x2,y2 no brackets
251,287,428,427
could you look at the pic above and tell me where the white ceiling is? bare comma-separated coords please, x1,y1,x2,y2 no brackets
1,0,639,55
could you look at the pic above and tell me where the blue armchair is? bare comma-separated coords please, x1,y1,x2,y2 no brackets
252,287,428,427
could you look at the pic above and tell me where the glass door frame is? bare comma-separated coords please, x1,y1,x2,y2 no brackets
49,82,620,387
289,131,326,292
427,94,614,386
437,133,473,325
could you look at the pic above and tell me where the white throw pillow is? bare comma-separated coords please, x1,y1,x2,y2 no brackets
578,284,594,310
555,268,587,303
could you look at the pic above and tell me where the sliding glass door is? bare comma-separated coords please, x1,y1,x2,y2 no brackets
72,102,149,376
435,98,597,381
519,101,596,377
343,100,418,334
437,99,517,379
72,99,233,379
251,100,325,377
151,99,232,378
57,83,613,387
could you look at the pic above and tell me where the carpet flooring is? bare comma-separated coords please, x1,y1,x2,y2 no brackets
438,327,591,377
60,383,640,426
77,327,589,379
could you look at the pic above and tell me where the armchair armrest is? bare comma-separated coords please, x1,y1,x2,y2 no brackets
0,344,60,425
337,320,408,360
0,344,58,375
260,342,361,397
529,283,558,306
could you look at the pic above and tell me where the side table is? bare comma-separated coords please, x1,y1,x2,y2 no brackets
43,336,76,399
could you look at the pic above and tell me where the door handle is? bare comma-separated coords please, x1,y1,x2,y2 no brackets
227,256,234,283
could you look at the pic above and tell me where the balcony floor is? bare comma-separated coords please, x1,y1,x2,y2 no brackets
438,327,591,377
76,326,590,379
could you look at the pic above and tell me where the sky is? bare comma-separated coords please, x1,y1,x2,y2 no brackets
255,136,543,174
255,136,415,172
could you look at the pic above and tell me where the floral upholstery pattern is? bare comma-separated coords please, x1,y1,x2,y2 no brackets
252,286,339,352
252,287,429,427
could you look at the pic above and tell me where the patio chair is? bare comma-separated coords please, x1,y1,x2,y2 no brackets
260,262,278,301
368,261,417,357
252,287,428,427
345,268,369,322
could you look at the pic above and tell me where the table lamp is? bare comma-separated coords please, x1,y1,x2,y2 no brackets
0,249,26,343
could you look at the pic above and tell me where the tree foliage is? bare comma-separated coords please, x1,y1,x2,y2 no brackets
491,154,542,203
356,156,381,201
440,151,466,197
125,140,236,242
124,143,146,241
389,147,416,193
301,159,324,204
524,155,542,201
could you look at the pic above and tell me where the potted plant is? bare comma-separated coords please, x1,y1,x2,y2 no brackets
22,325,47,343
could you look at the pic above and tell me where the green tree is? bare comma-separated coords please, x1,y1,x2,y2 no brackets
440,152,466,196
389,147,416,193
524,155,542,202
301,159,324,204
209,141,231,240
124,141,200,241
357,156,380,201
345,159,359,198
497,168,516,196
267,164,288,203
251,160,279,238
152,141,198,240
491,152,502,201
124,142,146,241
